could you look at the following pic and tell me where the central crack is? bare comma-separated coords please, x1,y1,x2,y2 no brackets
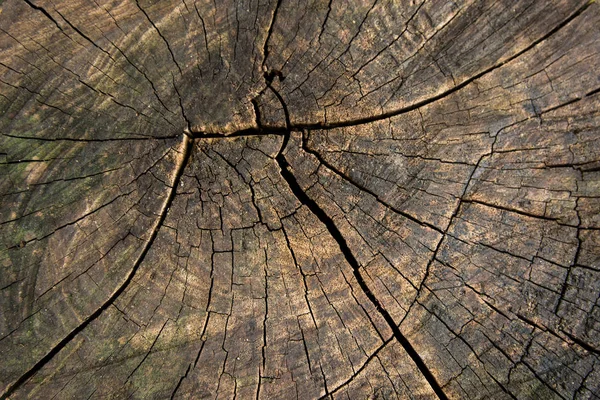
265,80,448,400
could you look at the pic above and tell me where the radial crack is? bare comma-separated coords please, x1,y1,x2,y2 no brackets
261,0,283,70
292,0,593,131
0,134,193,400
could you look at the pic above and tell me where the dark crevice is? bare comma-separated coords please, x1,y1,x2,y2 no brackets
267,82,291,154
22,0,63,33
317,0,333,45
276,141,448,400
3,133,178,142
0,135,194,400
251,97,263,128
586,86,600,97
541,97,583,115
555,222,583,314
261,0,283,71
170,363,191,400
264,69,285,84
562,331,600,356
268,80,448,400
187,126,287,139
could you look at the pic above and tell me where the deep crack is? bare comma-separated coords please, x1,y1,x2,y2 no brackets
268,80,448,400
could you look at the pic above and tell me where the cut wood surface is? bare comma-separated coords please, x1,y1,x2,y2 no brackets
1,0,599,398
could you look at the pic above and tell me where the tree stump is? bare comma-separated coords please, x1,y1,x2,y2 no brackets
1,0,599,398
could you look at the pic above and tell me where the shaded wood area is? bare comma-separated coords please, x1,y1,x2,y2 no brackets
1,0,599,398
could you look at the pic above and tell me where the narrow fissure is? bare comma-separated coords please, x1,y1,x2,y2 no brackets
301,131,443,234
321,336,394,398
261,0,283,71
292,0,593,131
134,0,183,76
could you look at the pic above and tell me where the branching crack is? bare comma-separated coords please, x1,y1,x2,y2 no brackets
301,132,443,234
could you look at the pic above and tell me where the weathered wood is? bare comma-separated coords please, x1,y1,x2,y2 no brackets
1,0,599,398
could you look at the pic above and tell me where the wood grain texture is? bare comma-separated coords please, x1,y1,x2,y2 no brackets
1,0,599,398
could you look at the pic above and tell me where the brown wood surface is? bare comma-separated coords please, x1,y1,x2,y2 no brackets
1,0,599,398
